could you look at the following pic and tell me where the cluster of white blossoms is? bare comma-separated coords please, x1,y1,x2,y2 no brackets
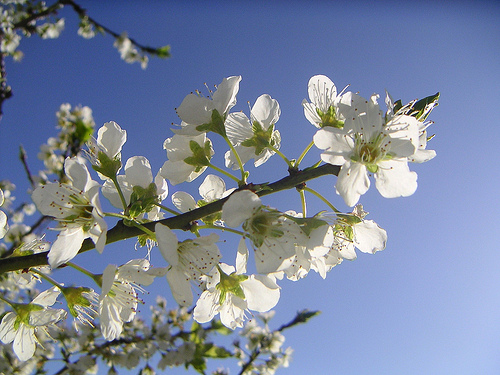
0,74,438,367
307,75,436,206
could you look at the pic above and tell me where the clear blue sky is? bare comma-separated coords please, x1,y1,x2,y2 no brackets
1,1,500,374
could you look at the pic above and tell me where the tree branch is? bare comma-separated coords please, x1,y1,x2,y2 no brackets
0,163,340,274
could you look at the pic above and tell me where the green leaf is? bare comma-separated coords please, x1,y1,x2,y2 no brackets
411,92,440,121
203,345,232,359
195,109,226,136
156,45,171,58
296,309,321,323
184,140,211,167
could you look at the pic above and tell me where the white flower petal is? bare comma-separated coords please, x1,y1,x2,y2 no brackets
155,223,179,266
212,76,241,116
251,94,280,129
199,174,226,202
160,160,207,186
97,121,127,159
254,237,296,275
176,94,213,126
375,159,417,198
124,156,153,188
32,286,60,307
225,112,253,144
29,308,66,327
99,294,124,341
314,128,353,166
64,157,92,192
353,220,387,254
48,226,85,268
336,161,370,207
222,190,261,228
171,191,197,213
220,294,246,329
166,267,193,306
235,238,248,275
0,210,8,239
242,275,280,312
13,324,36,361
0,312,17,344
193,289,220,324
101,264,117,296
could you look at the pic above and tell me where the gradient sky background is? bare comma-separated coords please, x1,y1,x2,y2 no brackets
1,1,500,374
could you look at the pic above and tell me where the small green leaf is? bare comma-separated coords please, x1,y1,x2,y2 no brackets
204,345,232,358
411,92,440,121
156,45,171,58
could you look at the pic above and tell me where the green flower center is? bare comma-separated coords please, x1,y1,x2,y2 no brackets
352,133,390,173
316,106,344,128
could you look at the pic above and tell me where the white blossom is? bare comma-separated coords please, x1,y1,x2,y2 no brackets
86,121,127,178
31,158,107,268
225,94,281,170
102,156,168,219
99,259,166,341
0,287,66,361
222,191,304,274
314,92,420,206
175,76,241,135
159,133,214,185
193,245,280,329
302,74,348,128
155,223,221,306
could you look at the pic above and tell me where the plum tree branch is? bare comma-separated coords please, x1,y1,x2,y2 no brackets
0,163,340,274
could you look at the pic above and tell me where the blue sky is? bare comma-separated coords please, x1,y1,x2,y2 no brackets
1,0,500,374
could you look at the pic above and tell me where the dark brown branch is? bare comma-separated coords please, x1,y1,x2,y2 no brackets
0,163,340,274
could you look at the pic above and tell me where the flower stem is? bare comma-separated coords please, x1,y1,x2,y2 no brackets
300,190,307,217
223,136,247,183
155,202,180,216
208,162,240,183
0,294,15,308
31,269,64,289
268,145,293,168
67,262,101,286
130,221,156,238
196,224,245,237
303,186,340,213
110,176,128,211
296,140,315,167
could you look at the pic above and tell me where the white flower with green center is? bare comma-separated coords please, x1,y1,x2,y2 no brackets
102,156,168,220
99,259,166,341
86,121,127,179
31,157,107,268
329,205,387,261
224,94,281,170
160,133,214,185
314,92,420,206
0,286,67,361
385,90,438,164
283,220,336,281
155,223,221,306
175,76,241,136
193,241,280,329
222,190,303,274
302,74,348,128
